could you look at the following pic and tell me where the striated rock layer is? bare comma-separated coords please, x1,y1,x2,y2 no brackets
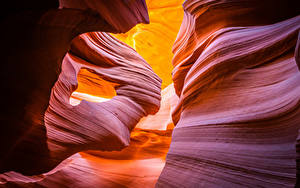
113,0,185,88
0,0,162,177
1,129,171,187
157,0,300,187
45,31,161,167
2,0,300,187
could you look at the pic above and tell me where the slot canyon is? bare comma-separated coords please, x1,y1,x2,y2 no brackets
0,0,299,187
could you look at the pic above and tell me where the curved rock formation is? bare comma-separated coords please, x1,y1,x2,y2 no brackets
157,0,300,187
58,0,149,33
2,0,300,187
46,31,161,166
1,129,172,187
136,83,178,130
113,0,185,88
0,0,161,176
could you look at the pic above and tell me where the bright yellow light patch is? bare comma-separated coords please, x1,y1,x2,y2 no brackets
113,0,184,89
70,92,111,106
69,68,118,105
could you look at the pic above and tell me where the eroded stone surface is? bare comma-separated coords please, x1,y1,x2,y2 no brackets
0,0,160,176
157,0,300,187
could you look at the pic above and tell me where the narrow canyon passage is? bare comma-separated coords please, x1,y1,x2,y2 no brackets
0,0,184,187
1,0,300,188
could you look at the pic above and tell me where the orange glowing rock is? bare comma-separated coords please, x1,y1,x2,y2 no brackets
157,0,300,187
70,68,118,105
1,128,172,187
75,68,118,98
0,0,153,177
113,0,185,89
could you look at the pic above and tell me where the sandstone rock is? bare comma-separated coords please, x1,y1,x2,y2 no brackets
0,0,159,176
157,0,300,187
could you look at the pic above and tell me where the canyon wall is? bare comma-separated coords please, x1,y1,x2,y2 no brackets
0,0,162,178
1,0,300,187
157,0,300,187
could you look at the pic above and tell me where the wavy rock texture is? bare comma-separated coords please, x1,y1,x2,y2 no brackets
1,129,171,187
1,65,173,187
136,83,178,130
0,0,160,177
297,32,300,187
157,0,300,187
2,0,299,187
0,0,189,186
46,32,161,165
113,0,184,88
58,0,149,33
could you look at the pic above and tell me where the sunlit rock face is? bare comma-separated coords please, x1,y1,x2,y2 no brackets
136,83,178,130
1,129,171,187
2,0,299,187
69,68,118,106
45,31,161,166
1,0,185,186
113,0,185,89
0,0,161,177
157,0,300,187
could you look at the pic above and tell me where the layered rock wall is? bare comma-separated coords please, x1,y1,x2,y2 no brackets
157,0,300,187
0,0,161,176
